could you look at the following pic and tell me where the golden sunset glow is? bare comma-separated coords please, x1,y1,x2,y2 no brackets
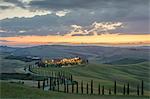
0,34,150,46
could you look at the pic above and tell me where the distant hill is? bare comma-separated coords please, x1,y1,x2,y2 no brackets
0,46,20,53
105,58,149,65
1,45,149,63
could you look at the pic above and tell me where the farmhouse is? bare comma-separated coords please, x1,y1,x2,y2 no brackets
36,57,88,67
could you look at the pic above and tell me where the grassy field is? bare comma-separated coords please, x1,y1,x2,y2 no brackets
0,53,28,73
0,73,47,81
0,51,149,98
0,82,149,99
31,62,150,95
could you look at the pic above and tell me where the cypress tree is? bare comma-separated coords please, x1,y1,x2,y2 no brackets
109,88,111,95
38,80,40,88
67,83,69,93
72,83,74,93
29,65,31,71
114,81,116,95
98,83,100,95
49,77,52,90
52,79,55,91
91,80,93,94
137,84,139,96
57,79,59,92
141,80,144,95
102,86,104,95
81,81,83,94
87,83,89,94
76,82,78,93
70,75,73,82
123,84,126,95
127,83,129,95
43,79,45,90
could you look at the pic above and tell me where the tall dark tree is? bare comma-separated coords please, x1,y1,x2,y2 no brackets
141,80,144,95
137,84,139,96
49,77,52,90
38,80,40,88
114,81,117,95
76,82,78,93
70,75,73,82
98,83,100,95
123,84,126,95
87,83,89,94
127,83,129,95
72,83,74,93
42,79,45,90
57,79,59,92
109,88,111,95
67,83,69,93
52,79,55,91
81,81,83,94
91,80,93,94
102,86,104,95
29,65,31,71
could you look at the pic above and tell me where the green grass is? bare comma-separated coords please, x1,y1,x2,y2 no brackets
0,73,47,81
105,58,148,65
0,82,149,99
0,53,28,73
31,62,150,95
0,52,149,98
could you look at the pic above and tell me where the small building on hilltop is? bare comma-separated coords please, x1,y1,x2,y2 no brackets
35,57,88,67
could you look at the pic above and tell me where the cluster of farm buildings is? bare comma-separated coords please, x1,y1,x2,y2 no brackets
35,57,88,67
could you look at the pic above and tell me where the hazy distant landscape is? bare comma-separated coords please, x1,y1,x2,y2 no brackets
0,45,149,73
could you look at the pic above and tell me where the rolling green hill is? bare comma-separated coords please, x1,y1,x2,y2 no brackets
1,82,149,99
105,58,149,65
0,45,149,98
31,62,150,95
2,45,148,63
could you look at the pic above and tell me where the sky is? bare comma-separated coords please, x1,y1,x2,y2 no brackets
0,0,150,47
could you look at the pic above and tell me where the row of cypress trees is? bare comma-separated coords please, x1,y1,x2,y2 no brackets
32,66,144,96
38,79,144,96
30,65,144,96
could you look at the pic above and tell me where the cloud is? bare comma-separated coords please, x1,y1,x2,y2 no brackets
66,22,123,36
18,0,33,4
55,10,70,17
19,30,26,33
28,0,148,11
0,29,7,33
0,6,52,20
0,0,149,37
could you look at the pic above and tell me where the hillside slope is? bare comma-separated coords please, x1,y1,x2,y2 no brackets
5,45,149,63
1,82,149,99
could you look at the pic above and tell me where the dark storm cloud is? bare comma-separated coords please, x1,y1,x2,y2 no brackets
28,0,147,10
0,0,149,37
